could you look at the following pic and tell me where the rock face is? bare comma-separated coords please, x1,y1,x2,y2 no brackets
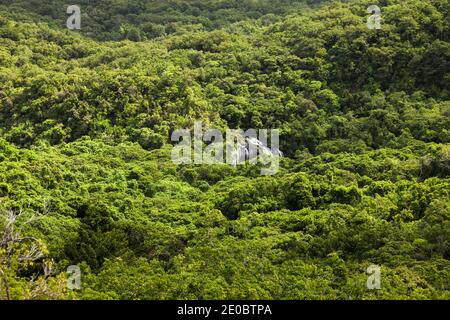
229,136,283,167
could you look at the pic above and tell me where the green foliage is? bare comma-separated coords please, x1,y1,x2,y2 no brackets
0,0,448,300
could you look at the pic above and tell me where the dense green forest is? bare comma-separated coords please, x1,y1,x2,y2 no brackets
0,0,324,40
0,0,449,299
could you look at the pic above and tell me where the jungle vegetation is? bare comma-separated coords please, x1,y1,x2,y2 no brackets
0,0,448,299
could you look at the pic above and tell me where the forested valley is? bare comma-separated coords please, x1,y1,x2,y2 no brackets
0,0,448,299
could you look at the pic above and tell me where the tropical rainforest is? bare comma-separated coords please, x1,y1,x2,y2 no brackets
0,0,448,300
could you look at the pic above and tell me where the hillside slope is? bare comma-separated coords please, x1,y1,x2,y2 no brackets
0,0,325,40
0,0,449,300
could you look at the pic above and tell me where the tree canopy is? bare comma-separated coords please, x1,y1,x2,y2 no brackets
0,0,448,300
